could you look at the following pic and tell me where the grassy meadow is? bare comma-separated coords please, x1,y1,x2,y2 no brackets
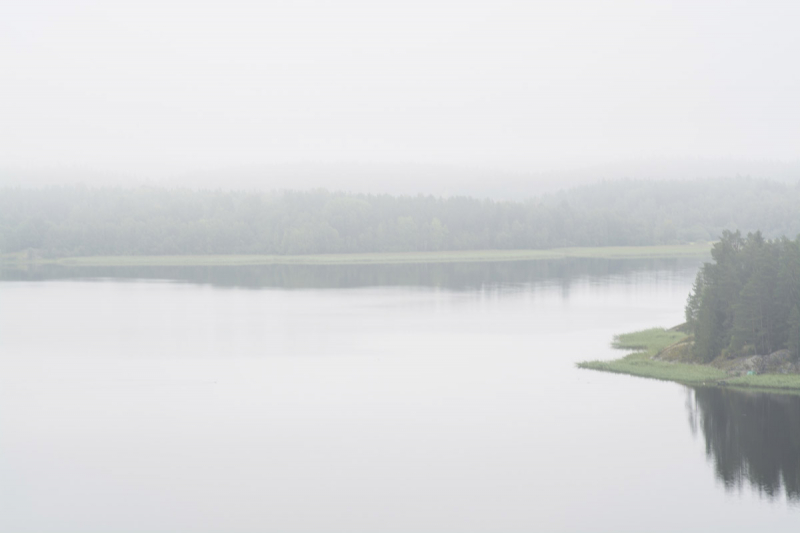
1,243,712,267
579,328,800,393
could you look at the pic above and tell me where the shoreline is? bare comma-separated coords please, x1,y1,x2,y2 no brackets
1,243,711,267
578,328,800,394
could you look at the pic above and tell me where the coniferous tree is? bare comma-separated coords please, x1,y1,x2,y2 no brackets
789,306,800,362
688,232,800,362
685,270,705,330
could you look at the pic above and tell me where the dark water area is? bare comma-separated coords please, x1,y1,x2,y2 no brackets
1,257,798,532
689,387,800,501
0,256,702,290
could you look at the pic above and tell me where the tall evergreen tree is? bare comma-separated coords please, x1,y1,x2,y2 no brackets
789,306,800,362
689,232,800,362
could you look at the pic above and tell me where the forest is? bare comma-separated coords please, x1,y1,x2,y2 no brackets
1,177,800,257
686,231,800,362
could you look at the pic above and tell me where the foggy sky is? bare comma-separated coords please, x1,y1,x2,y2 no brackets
3,0,800,192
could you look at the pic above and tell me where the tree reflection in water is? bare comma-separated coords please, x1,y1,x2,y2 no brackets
1,257,700,291
688,386,800,500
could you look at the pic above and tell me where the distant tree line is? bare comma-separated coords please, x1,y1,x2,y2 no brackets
1,177,800,257
686,231,800,361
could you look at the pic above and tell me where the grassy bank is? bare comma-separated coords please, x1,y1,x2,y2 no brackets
1,243,711,267
578,328,800,392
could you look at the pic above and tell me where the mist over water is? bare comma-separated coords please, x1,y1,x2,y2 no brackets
1,259,798,532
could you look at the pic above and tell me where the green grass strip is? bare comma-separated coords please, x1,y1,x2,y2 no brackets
579,328,800,392
2,243,712,267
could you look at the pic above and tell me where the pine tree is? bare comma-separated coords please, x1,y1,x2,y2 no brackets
685,270,705,330
789,306,800,362
688,232,800,362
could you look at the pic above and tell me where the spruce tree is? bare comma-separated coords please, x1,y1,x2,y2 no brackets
688,232,800,362
789,306,800,362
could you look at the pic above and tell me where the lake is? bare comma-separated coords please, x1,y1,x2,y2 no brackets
1,258,798,532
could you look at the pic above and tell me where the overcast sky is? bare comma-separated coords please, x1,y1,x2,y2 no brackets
2,0,799,191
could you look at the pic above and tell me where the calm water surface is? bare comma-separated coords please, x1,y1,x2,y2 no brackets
1,259,798,532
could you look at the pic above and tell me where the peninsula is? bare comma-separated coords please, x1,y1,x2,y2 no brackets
580,231,800,392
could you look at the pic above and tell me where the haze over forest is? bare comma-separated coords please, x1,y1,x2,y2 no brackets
3,178,799,257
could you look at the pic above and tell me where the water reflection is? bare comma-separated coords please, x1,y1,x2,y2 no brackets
1,257,701,291
5,257,799,530
688,387,800,500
